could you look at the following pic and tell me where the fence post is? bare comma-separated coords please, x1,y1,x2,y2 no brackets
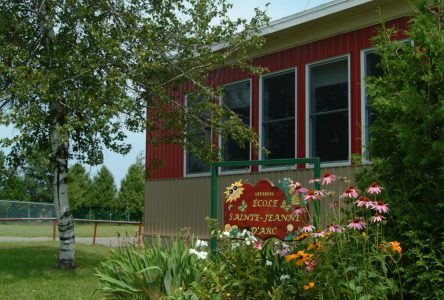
137,223,142,245
92,222,97,245
52,219,57,241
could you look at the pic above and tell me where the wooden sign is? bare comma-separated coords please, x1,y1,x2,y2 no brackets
224,179,307,241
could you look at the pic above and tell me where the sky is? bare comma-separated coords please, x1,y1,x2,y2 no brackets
0,0,333,186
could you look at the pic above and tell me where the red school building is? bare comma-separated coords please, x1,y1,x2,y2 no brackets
144,0,413,239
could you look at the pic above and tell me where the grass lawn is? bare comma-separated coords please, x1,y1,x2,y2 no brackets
0,241,111,299
0,222,141,238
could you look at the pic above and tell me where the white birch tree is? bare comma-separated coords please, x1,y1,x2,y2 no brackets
0,0,268,268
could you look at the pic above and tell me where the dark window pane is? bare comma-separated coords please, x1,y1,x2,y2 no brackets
263,71,295,122
186,154,210,174
309,58,349,162
263,120,295,160
312,111,348,162
185,95,211,174
310,59,348,113
223,81,250,125
365,51,382,147
222,81,251,171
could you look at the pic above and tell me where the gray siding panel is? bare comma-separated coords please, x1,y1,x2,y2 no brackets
144,166,361,238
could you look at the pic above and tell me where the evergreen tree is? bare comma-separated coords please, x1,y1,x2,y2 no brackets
68,163,91,211
89,166,117,211
118,162,144,220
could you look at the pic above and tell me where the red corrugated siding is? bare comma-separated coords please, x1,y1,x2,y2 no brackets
147,17,409,180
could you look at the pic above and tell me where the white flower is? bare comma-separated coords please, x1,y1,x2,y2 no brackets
280,274,290,281
223,231,230,237
195,239,208,248
196,251,208,260
189,248,208,260
245,240,251,246
266,260,272,266
231,242,240,249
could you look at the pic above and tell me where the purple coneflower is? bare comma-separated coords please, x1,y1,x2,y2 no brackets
371,213,385,223
371,200,389,214
311,230,326,238
304,190,319,201
367,181,384,195
327,224,343,233
291,181,308,194
328,200,342,209
321,172,337,185
354,196,373,208
347,218,366,230
315,189,327,197
292,205,306,216
309,178,321,184
340,186,359,199
305,259,317,271
301,224,316,233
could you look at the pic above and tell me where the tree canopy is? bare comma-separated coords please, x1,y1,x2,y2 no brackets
0,0,268,268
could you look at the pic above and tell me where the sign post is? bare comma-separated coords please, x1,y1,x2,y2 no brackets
210,158,321,251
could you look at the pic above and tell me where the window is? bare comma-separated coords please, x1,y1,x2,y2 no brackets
184,94,211,175
362,50,383,158
261,70,296,162
308,57,349,163
221,80,251,172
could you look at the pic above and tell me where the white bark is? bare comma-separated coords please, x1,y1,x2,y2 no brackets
51,126,75,269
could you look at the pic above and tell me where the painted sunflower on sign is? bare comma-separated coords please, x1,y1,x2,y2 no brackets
224,180,245,203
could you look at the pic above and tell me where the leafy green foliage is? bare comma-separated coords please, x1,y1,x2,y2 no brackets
0,0,268,168
362,1,444,297
96,238,200,299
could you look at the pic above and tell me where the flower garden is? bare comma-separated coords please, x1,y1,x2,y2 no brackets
96,173,404,299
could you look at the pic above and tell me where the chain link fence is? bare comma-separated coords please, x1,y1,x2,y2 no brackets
0,200,141,221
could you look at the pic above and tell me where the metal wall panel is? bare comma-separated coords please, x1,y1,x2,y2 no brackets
144,166,361,238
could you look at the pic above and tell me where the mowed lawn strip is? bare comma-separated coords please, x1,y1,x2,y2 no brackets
0,241,111,300
0,222,141,237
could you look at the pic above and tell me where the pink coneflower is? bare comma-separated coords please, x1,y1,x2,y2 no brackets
328,200,342,209
291,182,308,194
327,224,343,233
311,230,326,238
354,196,373,208
304,190,319,201
254,241,263,250
367,181,384,195
347,218,366,230
292,205,307,216
340,186,359,199
371,213,385,223
309,178,321,184
315,189,327,197
371,200,389,214
321,172,337,185
301,224,316,233
305,259,317,271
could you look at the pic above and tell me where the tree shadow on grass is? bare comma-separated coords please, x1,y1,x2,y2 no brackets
0,243,109,284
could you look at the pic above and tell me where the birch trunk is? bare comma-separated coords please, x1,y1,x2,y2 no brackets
51,124,75,269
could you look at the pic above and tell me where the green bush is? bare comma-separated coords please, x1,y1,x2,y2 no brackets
360,1,444,298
